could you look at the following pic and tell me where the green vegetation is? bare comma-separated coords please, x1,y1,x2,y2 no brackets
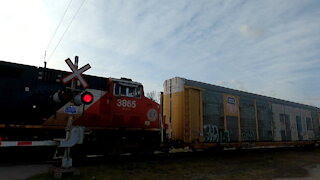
28,148,320,180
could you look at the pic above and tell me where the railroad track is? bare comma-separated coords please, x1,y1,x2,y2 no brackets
0,146,318,167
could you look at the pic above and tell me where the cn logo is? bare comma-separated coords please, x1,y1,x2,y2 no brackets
147,109,158,121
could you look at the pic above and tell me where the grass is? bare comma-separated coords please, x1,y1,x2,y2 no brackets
28,148,320,180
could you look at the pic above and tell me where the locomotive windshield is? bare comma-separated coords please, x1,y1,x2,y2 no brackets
114,83,141,97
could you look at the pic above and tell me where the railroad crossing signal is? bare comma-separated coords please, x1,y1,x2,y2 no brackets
62,58,91,88
73,91,94,106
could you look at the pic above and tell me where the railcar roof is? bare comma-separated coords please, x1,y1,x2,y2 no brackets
171,77,319,110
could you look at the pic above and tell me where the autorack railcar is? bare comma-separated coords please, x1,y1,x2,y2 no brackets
163,77,320,149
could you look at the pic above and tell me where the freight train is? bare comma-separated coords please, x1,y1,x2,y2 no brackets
0,60,319,155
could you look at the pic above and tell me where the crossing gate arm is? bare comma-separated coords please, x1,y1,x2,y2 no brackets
0,126,85,148
0,140,58,147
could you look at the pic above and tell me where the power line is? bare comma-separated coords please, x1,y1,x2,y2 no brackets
40,0,73,67
46,0,73,51
47,0,87,64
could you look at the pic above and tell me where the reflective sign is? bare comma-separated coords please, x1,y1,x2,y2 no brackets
64,106,78,114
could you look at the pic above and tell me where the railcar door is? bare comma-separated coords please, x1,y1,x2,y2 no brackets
184,87,203,143
227,116,239,142
285,115,292,141
296,116,303,140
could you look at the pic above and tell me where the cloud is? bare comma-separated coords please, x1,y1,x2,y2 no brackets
0,0,320,107
239,25,263,38
0,0,50,66
77,0,320,107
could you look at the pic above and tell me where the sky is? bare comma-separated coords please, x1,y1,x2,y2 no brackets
0,0,319,107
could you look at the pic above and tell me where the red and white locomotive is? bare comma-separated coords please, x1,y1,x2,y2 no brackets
45,77,160,130
0,60,161,154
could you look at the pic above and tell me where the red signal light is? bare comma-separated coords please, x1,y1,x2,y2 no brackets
81,92,94,104
83,94,93,103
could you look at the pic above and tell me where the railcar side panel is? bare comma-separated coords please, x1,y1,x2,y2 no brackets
163,77,320,148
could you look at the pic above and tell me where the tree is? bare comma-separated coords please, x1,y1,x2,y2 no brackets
146,90,160,103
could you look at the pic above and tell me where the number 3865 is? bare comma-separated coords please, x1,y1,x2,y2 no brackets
116,99,136,108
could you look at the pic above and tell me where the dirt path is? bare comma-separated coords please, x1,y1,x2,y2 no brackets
274,164,320,180
0,164,50,180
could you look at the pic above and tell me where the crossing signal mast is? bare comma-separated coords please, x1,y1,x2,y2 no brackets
0,56,92,178
56,56,93,173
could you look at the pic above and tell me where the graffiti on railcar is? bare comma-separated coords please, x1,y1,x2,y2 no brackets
204,124,219,142
241,129,256,141
204,124,230,143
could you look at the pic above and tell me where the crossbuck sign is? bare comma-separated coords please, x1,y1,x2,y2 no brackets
62,58,91,88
